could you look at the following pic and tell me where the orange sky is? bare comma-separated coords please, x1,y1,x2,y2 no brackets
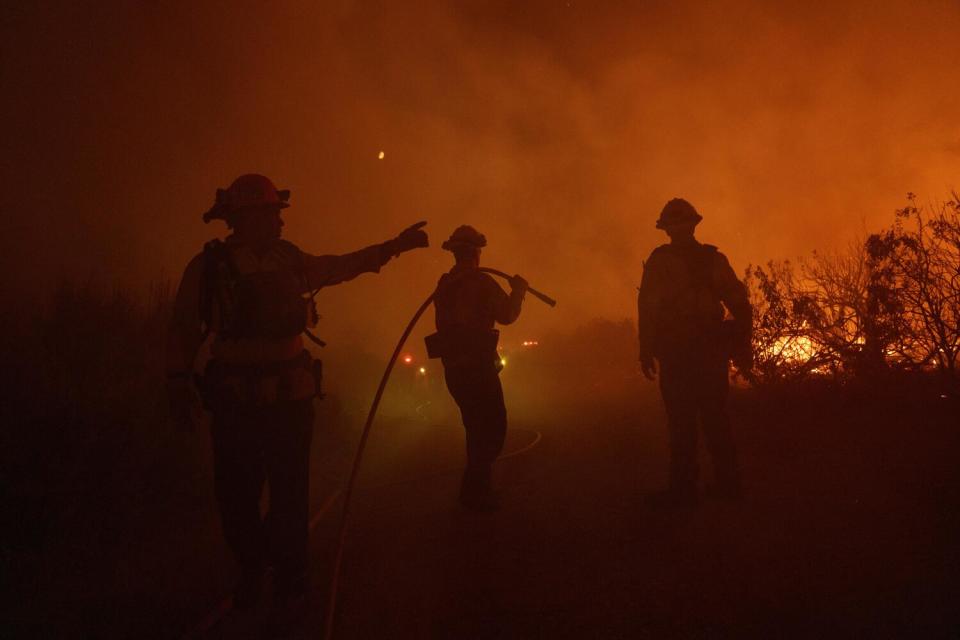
3,1,960,351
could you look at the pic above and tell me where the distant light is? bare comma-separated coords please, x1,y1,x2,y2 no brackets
522,340,539,347
500,357,507,367
378,151,385,160
402,354,413,364
419,367,427,375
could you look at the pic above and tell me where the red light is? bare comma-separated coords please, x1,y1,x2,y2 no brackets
402,355,413,364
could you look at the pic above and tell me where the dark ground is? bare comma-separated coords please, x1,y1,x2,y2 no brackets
6,283,958,639
190,380,960,640
3,362,959,639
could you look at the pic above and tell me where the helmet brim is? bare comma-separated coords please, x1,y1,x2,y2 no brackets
203,201,289,223
441,239,484,252
655,213,702,230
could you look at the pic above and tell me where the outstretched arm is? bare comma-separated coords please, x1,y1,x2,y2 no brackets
301,245,393,289
301,221,429,290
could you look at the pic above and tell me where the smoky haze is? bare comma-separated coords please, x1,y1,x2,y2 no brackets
3,1,960,353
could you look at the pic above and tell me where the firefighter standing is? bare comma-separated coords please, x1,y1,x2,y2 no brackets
637,199,752,507
165,174,428,611
427,226,527,511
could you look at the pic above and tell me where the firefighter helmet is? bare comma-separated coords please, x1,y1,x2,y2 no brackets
441,225,487,251
203,174,291,223
655,198,702,230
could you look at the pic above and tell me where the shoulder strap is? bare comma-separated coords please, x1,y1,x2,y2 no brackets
199,239,235,339
281,243,328,347
290,246,326,345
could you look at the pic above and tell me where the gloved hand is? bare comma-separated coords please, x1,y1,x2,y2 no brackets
391,221,429,255
509,274,529,294
166,375,200,432
640,355,658,381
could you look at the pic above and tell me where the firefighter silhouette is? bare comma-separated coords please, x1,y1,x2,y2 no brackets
165,174,428,613
426,225,527,511
638,199,752,507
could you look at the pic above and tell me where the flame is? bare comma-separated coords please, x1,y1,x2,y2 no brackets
769,334,817,363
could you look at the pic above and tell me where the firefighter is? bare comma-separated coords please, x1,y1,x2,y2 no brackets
637,198,752,508
164,174,428,612
427,225,527,511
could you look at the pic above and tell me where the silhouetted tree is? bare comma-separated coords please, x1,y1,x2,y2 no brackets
745,193,959,390
799,241,893,376
867,194,960,383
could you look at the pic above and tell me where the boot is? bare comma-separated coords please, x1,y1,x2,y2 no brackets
460,487,501,512
459,467,500,512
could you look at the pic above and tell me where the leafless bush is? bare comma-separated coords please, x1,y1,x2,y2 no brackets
867,194,960,379
744,260,834,385
746,192,959,390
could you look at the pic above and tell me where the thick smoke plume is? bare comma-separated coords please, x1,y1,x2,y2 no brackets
3,1,960,352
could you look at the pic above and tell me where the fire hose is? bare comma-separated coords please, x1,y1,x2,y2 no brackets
322,268,556,640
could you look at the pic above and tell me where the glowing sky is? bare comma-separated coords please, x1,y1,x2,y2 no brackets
4,1,960,349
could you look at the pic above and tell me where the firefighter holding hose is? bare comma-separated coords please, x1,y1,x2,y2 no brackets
426,225,528,511
164,174,428,616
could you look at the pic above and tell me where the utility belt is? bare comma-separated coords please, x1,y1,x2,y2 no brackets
196,349,323,411
425,328,500,368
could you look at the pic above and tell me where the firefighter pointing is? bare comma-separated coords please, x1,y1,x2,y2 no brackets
426,226,528,511
638,198,752,508
165,174,428,614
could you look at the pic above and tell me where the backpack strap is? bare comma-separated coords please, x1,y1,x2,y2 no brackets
290,245,327,348
199,239,236,340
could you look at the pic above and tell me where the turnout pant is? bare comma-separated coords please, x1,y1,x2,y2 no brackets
210,398,314,594
658,352,740,495
443,360,507,498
